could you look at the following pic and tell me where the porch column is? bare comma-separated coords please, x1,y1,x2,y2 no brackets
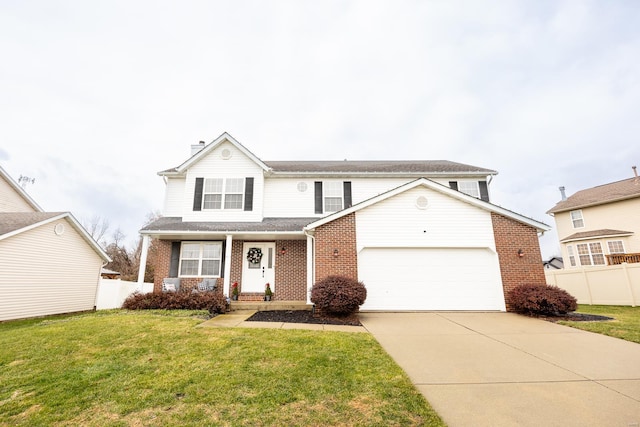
306,233,314,304
224,234,233,296
137,234,150,285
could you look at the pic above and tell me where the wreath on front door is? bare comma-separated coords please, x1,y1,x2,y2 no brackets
247,247,263,264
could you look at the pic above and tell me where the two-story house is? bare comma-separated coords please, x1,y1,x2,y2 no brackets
547,169,640,268
138,132,550,311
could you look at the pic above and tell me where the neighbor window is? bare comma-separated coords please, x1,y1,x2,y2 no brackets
457,181,480,198
179,242,222,276
576,242,605,266
570,210,584,228
203,178,244,210
607,240,625,254
567,245,576,267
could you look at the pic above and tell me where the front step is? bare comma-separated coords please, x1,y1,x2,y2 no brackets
229,301,312,312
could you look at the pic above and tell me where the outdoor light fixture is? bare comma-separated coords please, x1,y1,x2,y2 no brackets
333,249,339,257
280,247,286,255
518,249,524,258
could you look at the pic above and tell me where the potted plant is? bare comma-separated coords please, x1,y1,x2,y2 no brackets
264,283,273,301
231,282,239,301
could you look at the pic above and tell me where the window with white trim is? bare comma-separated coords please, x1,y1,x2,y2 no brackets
203,178,244,210
179,242,222,276
457,181,480,198
567,245,576,267
570,210,584,228
324,181,343,212
576,242,605,266
607,240,625,254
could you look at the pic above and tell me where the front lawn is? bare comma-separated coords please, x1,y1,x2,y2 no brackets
558,305,640,344
0,310,444,426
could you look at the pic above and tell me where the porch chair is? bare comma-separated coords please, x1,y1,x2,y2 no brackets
196,278,217,292
162,278,181,292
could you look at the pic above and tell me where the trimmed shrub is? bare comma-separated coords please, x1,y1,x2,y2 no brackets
508,284,577,316
311,275,367,316
122,290,228,314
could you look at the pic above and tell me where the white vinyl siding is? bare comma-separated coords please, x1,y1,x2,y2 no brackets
179,242,222,277
570,210,584,228
0,175,38,212
163,178,186,216
0,219,104,321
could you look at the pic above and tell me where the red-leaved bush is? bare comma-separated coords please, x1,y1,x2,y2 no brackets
310,275,367,315
508,284,577,316
122,290,228,314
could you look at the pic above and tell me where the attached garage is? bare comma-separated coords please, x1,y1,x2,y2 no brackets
358,247,505,311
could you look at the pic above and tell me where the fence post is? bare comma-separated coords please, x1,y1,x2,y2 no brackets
621,263,636,307
581,268,593,305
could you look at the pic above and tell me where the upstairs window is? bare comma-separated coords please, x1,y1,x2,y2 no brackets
314,181,352,214
607,240,625,254
570,210,584,228
193,177,254,211
576,242,605,266
457,181,480,198
179,242,222,277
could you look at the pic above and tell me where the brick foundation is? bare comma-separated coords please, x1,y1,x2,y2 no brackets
492,212,547,311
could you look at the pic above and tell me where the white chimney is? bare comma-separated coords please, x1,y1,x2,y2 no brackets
191,141,206,156
633,166,638,179
559,186,567,201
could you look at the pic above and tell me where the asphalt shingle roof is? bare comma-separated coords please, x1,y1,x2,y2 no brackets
548,177,640,214
0,212,64,236
141,217,317,233
560,228,634,242
263,160,496,174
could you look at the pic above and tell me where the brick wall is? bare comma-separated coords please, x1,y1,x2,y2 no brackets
492,212,547,311
314,213,358,282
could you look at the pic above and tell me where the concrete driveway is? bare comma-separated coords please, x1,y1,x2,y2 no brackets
359,312,640,427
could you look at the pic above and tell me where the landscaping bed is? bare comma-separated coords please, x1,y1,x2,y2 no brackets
246,310,362,326
535,312,613,322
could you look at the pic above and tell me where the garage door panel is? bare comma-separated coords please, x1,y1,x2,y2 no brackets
358,248,505,311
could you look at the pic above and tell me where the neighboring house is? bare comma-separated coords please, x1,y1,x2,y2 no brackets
138,132,550,311
547,169,640,268
0,165,110,322
543,256,564,270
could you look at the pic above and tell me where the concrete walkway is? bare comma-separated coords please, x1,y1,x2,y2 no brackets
359,312,640,427
198,310,367,333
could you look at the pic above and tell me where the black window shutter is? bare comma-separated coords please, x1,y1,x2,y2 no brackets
314,181,323,214
193,178,204,211
343,181,352,208
169,242,181,277
449,181,458,191
220,241,226,278
479,180,489,202
244,177,254,211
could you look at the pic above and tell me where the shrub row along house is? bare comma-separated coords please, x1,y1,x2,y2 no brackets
138,133,550,311
0,166,110,321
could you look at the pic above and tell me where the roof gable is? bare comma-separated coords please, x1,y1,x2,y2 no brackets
0,211,111,262
0,165,43,212
548,177,640,214
160,132,271,176
305,178,550,232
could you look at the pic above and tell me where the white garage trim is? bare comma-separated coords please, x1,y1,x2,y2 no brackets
358,247,505,311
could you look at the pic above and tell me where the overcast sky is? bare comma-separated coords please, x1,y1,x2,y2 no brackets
2,0,639,258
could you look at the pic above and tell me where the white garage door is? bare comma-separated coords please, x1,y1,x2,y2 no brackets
358,248,505,311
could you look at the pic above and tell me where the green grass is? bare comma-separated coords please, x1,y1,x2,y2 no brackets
0,310,444,426
558,305,640,344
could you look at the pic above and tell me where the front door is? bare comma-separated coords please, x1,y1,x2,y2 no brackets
241,242,276,293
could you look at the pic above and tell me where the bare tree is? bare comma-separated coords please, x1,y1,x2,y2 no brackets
83,215,110,248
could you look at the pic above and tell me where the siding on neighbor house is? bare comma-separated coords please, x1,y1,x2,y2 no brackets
0,175,37,213
355,186,497,251
0,219,104,321
491,212,547,311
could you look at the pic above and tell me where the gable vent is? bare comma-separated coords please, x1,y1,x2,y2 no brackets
221,148,232,160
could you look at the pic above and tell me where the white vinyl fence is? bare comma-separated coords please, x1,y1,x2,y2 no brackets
96,279,153,310
545,263,640,306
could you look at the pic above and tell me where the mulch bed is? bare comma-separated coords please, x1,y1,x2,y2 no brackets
530,312,614,323
246,310,362,326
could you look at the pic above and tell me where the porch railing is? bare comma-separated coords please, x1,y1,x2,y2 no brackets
606,253,640,265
